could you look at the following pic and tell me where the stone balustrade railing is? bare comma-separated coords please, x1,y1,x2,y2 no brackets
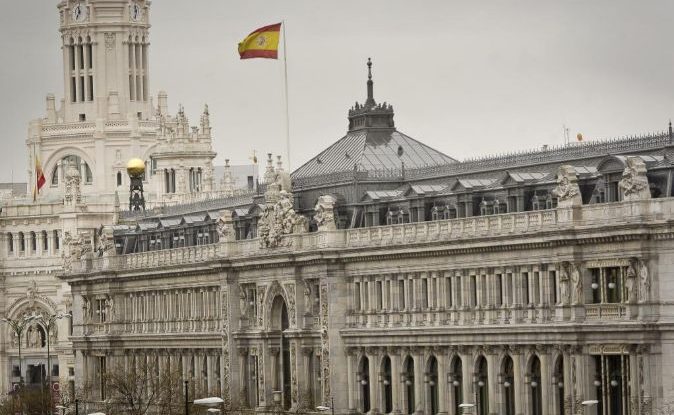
75,198,672,275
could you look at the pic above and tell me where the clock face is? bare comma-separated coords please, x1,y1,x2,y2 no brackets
131,3,142,22
71,2,86,22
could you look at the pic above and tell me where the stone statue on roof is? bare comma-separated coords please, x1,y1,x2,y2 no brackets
314,195,337,231
552,165,582,208
619,156,651,201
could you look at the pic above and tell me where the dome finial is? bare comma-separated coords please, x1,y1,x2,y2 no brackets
365,57,375,107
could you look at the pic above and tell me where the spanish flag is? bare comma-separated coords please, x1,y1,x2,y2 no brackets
238,23,282,59
33,152,46,201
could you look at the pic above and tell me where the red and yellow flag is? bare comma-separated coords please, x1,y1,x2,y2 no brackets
33,154,46,201
238,23,282,59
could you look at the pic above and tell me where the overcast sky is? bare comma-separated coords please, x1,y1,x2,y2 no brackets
1,1,674,182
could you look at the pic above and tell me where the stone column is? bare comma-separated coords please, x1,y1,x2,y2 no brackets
368,349,380,414
512,349,524,415
539,350,552,415
413,350,424,415
207,353,215,395
270,347,280,392
346,350,356,412
486,351,499,415
391,351,402,414
437,353,448,415
238,348,249,407
459,348,475,413
12,232,19,257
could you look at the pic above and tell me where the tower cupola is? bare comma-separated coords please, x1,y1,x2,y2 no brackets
347,58,395,132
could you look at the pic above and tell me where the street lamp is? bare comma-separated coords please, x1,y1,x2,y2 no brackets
1,314,37,384
33,311,72,415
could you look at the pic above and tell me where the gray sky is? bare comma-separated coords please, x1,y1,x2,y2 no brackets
2,1,674,182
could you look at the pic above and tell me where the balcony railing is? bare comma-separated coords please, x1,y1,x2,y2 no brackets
72,198,671,275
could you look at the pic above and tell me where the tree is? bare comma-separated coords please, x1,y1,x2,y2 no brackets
103,357,187,415
0,386,51,415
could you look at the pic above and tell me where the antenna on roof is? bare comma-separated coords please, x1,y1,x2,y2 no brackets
669,119,672,143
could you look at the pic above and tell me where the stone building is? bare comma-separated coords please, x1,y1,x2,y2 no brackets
4,2,674,415
62,32,674,415
0,0,246,397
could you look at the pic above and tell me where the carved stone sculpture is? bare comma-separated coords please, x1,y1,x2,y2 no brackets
626,259,638,303
217,210,235,242
619,156,651,201
258,190,307,248
239,285,248,317
64,160,82,206
638,259,650,303
559,263,570,305
314,195,337,231
97,228,115,257
570,263,583,305
553,165,582,208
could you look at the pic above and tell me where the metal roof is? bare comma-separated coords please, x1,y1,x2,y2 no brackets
292,130,456,179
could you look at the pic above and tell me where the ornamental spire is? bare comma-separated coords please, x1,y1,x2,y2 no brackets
365,57,375,108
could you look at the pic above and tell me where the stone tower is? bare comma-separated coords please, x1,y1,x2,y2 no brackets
56,0,152,123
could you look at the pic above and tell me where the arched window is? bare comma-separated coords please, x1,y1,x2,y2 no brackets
7,233,13,254
30,232,36,252
53,230,60,250
358,356,370,413
381,356,392,414
501,355,515,415
117,171,122,187
403,356,415,414
427,356,439,415
529,355,543,415
51,165,59,186
449,356,463,414
18,232,25,253
41,231,48,251
476,356,489,415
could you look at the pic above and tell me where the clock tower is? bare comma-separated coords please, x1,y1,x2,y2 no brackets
56,0,152,123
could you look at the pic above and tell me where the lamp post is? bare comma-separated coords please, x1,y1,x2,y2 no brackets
33,311,71,415
1,314,37,384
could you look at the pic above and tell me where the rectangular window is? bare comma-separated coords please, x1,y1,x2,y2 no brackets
98,356,106,400
69,45,76,70
376,281,383,311
551,271,558,304
522,272,530,305
470,275,477,307
79,76,85,102
495,274,503,307
399,280,405,310
88,76,94,101
446,276,453,308
71,77,77,102
605,267,621,303
54,230,59,250
591,269,601,304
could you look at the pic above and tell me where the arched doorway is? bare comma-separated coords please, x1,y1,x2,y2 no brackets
449,356,463,414
529,356,542,415
403,356,415,414
381,356,393,414
358,356,371,413
427,356,439,415
271,295,291,410
476,356,488,415
501,355,515,415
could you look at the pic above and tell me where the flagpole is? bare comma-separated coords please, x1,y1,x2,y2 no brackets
32,144,37,202
282,20,291,171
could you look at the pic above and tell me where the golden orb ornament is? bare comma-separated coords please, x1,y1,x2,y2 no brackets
126,158,145,177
